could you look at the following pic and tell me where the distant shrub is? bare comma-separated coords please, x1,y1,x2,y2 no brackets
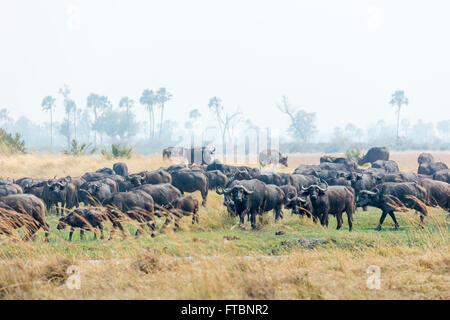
0,128,26,154
102,143,132,159
345,148,361,162
64,139,96,156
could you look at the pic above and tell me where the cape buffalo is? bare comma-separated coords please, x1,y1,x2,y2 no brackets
103,190,156,238
418,178,450,212
171,170,208,206
113,162,129,176
258,149,288,168
0,194,49,241
418,153,434,165
43,177,79,215
372,160,399,173
358,147,389,165
262,184,285,220
418,162,448,175
205,170,229,190
217,179,266,229
162,146,185,160
57,207,107,241
78,178,117,206
166,196,199,229
433,169,450,184
356,182,428,230
0,184,23,197
301,182,354,231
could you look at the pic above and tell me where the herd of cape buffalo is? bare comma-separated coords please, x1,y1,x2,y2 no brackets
0,146,449,242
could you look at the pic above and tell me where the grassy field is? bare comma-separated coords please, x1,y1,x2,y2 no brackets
0,152,449,299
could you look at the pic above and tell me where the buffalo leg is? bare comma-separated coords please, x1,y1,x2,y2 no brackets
146,221,156,238
201,190,207,207
388,212,399,230
320,212,329,228
99,225,104,240
80,229,85,240
346,209,353,231
69,227,74,241
251,211,257,230
109,221,126,240
336,212,343,230
376,211,389,231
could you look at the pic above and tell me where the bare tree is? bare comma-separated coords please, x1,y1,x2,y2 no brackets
208,97,242,160
277,95,316,143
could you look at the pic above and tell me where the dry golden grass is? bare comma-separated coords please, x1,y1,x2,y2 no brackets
0,152,448,300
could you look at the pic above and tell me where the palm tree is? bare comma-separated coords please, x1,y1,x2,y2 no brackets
87,93,111,147
140,89,157,139
156,88,172,139
41,95,56,152
389,90,409,140
119,96,134,138
59,84,73,148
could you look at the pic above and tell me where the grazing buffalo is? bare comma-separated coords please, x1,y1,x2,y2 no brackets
0,194,49,241
142,169,172,184
418,153,434,165
376,172,418,184
280,184,297,206
262,184,285,220
258,149,288,168
418,162,448,176
96,167,115,175
113,162,129,177
418,178,450,212
320,156,357,171
162,146,185,160
372,160,399,173
433,169,450,184
135,183,182,215
171,170,208,206
43,177,79,215
205,170,229,190
301,182,354,231
78,178,117,206
206,159,227,173
103,190,156,238
285,193,313,218
57,207,107,241
255,172,283,186
356,182,428,230
166,196,199,229
289,174,320,193
358,147,389,165
216,179,266,229
0,184,23,197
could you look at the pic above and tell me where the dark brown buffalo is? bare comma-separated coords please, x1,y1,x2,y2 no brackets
358,147,389,165
171,170,208,206
0,194,49,241
418,178,450,212
205,170,229,190
166,196,199,229
0,184,23,197
301,182,354,231
356,182,428,230
43,177,79,215
103,190,156,238
57,207,107,241
113,162,129,176
433,169,450,184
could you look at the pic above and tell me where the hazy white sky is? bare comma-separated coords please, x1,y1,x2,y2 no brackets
0,0,449,139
